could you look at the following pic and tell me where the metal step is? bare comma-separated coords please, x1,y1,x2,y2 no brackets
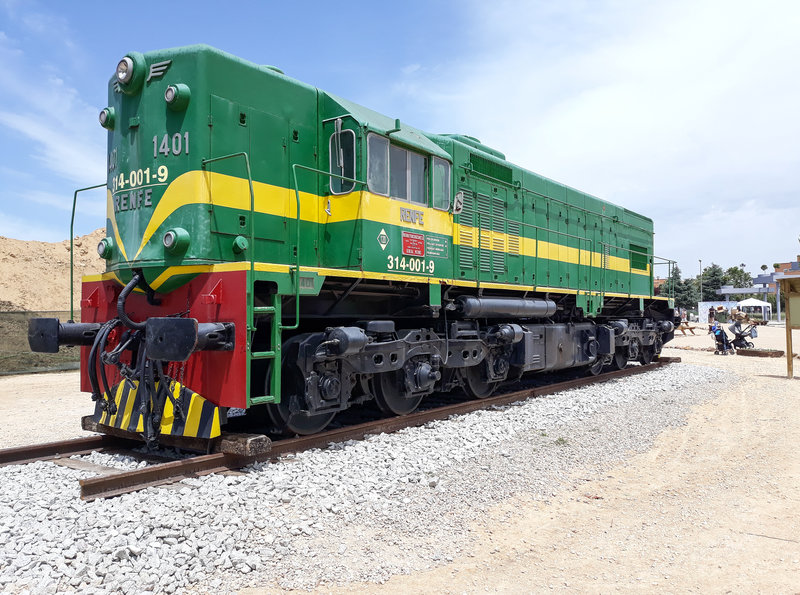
250,395,277,405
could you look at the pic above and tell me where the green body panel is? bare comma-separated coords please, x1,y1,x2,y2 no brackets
100,44,670,406
104,44,663,307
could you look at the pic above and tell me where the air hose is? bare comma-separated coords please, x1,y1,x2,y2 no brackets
118,273,146,330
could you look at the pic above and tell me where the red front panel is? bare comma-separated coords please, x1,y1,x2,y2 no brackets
80,271,248,408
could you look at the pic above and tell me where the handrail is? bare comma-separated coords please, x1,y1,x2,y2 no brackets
463,205,676,303
520,220,594,294
201,153,256,326
288,164,365,331
465,210,594,292
599,242,676,299
519,186,652,235
198,156,364,333
70,183,107,321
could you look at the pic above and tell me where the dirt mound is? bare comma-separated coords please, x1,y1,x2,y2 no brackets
0,229,106,312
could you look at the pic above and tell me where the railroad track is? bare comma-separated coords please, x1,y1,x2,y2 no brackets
0,357,680,501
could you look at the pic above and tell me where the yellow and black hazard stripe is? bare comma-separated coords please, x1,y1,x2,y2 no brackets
94,380,221,439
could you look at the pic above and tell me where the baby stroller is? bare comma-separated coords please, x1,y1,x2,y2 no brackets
728,320,757,349
710,322,734,355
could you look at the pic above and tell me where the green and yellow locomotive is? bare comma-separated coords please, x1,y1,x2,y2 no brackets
29,45,677,442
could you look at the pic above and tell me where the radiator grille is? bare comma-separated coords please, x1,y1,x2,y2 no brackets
470,153,513,184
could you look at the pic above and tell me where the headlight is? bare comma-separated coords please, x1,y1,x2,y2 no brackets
97,237,114,259
163,230,177,249
164,83,191,111
116,57,134,83
163,228,190,253
99,107,115,130
114,53,145,94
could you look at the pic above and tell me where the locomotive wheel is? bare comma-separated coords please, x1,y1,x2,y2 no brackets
265,335,336,436
266,399,336,436
638,346,655,365
372,370,423,415
462,363,499,399
610,349,627,371
586,356,605,376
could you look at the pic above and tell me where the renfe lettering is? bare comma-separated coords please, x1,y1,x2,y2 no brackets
114,188,153,213
400,207,424,226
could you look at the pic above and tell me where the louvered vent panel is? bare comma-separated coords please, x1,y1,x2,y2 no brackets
492,236,505,253
492,237,505,272
492,197,505,232
459,190,474,226
458,227,474,269
480,242,492,272
507,221,521,255
475,194,492,272
476,194,491,230
477,229,491,272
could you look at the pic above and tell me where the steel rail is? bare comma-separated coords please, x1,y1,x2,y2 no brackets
76,357,679,500
0,435,137,467
79,452,256,501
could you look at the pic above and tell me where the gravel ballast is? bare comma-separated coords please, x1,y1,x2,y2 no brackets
0,363,727,593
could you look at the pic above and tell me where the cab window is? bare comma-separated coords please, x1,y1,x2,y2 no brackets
390,145,407,198
367,134,389,195
390,145,427,205
408,151,427,205
329,129,356,194
432,157,450,211
368,133,449,208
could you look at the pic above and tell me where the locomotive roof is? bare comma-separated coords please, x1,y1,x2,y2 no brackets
134,45,653,228
323,94,452,162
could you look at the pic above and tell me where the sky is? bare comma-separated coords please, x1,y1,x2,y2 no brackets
0,0,798,280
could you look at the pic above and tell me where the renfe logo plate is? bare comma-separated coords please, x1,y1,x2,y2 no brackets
401,231,425,256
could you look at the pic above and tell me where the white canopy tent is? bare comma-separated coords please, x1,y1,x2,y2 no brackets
736,297,772,321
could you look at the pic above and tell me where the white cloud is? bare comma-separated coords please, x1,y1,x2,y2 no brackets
0,19,106,227
391,0,800,276
0,110,104,186
21,189,105,218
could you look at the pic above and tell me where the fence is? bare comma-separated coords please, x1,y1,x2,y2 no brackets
0,312,80,375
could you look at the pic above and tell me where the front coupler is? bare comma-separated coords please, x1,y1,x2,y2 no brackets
28,273,235,447
28,318,102,353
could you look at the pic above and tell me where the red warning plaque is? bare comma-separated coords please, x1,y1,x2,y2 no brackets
401,231,425,256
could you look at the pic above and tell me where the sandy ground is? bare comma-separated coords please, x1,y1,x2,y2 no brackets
2,325,799,592
0,371,89,448
0,229,105,312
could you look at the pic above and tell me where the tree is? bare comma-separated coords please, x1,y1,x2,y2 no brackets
666,265,699,310
721,265,753,301
760,264,768,273
701,263,725,301
723,265,752,288
674,275,699,310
